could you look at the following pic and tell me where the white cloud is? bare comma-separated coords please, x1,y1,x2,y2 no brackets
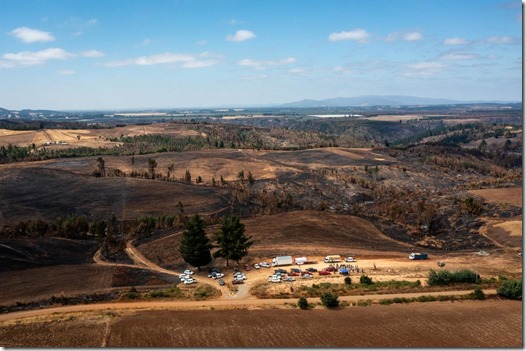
288,68,305,75
404,31,423,41
405,61,445,76
104,52,218,69
238,57,296,70
58,69,76,75
81,50,105,58
486,36,516,44
440,52,478,61
328,29,370,43
238,74,269,80
0,48,74,67
334,66,352,74
444,37,468,45
9,27,55,43
226,30,256,42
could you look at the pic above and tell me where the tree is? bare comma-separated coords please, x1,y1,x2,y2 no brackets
478,139,488,152
148,158,157,179
360,275,373,285
298,296,309,310
196,175,203,184
179,214,212,270
94,157,105,177
247,170,255,185
213,216,253,266
320,293,339,308
237,170,244,182
497,279,522,299
185,169,192,183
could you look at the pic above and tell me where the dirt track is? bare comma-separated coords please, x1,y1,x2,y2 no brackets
0,298,520,347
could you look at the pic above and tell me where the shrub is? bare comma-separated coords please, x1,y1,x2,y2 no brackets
298,296,309,310
428,269,479,286
344,277,352,285
471,287,486,300
497,279,522,300
360,275,373,286
320,293,339,308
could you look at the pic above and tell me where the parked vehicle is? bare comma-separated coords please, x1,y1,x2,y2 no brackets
274,268,287,275
232,279,244,285
344,257,357,262
272,256,293,267
290,268,302,273
211,272,224,279
179,273,189,279
301,273,313,279
269,276,281,283
339,268,349,275
284,276,296,282
294,257,307,265
260,262,271,268
234,273,247,280
306,267,318,273
183,278,196,284
184,269,194,275
409,253,428,260
324,266,337,272
218,279,225,286
319,270,331,275
244,264,251,271
289,272,300,276
324,255,341,263
254,263,260,269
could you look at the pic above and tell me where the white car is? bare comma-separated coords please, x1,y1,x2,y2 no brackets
234,273,247,280
260,262,270,268
212,273,224,279
184,269,194,275
179,273,189,279
253,263,260,269
344,257,357,262
269,276,281,283
301,273,313,279
183,278,196,284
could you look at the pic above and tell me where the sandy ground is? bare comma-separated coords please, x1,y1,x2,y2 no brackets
469,187,522,207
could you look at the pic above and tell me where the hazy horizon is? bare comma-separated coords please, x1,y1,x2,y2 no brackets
0,0,522,110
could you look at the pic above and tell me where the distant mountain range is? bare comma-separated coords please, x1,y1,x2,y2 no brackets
280,95,518,108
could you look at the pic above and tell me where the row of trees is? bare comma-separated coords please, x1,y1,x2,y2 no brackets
179,215,253,270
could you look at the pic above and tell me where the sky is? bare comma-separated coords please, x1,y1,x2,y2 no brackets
0,0,522,110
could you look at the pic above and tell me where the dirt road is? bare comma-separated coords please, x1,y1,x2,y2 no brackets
0,289,497,323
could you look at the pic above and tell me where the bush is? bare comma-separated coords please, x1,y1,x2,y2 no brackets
320,293,339,308
359,275,373,286
497,279,522,300
471,287,486,300
428,269,480,286
298,296,309,310
344,277,352,285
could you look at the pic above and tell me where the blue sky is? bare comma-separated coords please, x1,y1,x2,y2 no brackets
0,0,522,110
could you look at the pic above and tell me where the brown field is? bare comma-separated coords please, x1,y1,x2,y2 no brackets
0,166,229,224
0,300,520,347
469,187,522,207
0,123,198,148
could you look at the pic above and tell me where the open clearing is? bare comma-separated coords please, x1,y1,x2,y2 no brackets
0,300,521,347
469,187,522,207
0,123,198,148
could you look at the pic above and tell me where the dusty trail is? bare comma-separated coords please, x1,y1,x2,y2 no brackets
0,289,497,323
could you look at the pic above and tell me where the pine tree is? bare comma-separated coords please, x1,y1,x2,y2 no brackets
179,214,212,270
213,216,253,266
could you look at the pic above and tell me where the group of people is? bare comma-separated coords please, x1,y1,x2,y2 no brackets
331,263,364,274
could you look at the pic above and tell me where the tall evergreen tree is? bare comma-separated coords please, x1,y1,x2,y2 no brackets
179,214,212,270
214,216,253,266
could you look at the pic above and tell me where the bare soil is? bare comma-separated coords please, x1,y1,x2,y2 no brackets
0,299,520,347
0,166,229,224
469,187,522,207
